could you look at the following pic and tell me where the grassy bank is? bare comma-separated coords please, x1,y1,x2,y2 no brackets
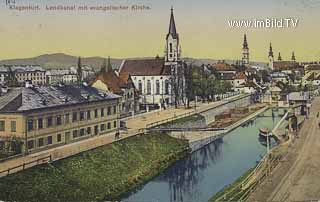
0,133,189,202
209,168,254,202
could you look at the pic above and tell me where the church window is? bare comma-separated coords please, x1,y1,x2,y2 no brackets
169,43,173,53
147,80,151,95
138,80,142,93
165,80,169,95
156,80,160,95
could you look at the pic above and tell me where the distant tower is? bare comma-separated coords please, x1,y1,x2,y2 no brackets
268,43,274,70
291,51,296,61
165,7,181,65
278,52,282,61
242,34,249,65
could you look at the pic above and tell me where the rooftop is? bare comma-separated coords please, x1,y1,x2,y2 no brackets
0,85,120,113
119,58,170,76
0,65,45,73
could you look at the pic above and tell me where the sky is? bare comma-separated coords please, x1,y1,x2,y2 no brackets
0,0,320,62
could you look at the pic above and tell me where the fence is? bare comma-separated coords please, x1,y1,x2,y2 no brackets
0,155,52,178
147,93,247,128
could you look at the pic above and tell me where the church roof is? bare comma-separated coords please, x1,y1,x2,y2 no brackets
119,58,170,76
273,61,301,71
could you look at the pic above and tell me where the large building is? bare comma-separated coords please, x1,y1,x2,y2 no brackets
91,58,139,117
0,85,121,155
268,43,302,74
0,65,46,86
118,8,185,109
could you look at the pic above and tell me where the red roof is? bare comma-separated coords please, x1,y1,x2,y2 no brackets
213,63,237,72
273,61,301,71
235,72,247,80
92,71,125,94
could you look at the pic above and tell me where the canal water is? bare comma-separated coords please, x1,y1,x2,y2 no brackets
122,109,283,202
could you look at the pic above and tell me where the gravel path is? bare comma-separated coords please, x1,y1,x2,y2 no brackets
248,97,320,202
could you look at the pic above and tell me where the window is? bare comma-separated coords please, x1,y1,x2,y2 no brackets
65,114,70,124
87,127,91,135
101,108,105,117
80,128,85,136
38,138,44,147
147,80,151,95
94,109,98,118
138,80,142,92
165,80,169,95
87,110,91,120
94,125,99,135
0,121,4,131
100,124,106,131
72,112,77,122
47,136,52,145
11,121,16,132
38,118,43,129
47,117,53,127
156,80,160,95
114,121,117,128
56,116,62,126
73,130,78,138
107,107,111,115
27,120,34,131
57,134,62,142
80,111,85,121
169,43,173,53
27,140,34,149
113,106,117,114
107,122,111,129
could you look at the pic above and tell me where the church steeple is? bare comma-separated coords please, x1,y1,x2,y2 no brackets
278,52,282,61
165,7,181,64
242,34,249,65
269,43,274,57
243,34,248,49
291,51,296,61
268,43,274,70
167,7,178,40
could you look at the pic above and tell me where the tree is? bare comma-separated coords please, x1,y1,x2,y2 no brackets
77,57,82,84
184,62,194,108
4,66,18,87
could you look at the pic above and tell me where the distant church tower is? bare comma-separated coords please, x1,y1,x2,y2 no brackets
165,7,181,66
242,34,249,65
278,52,282,61
291,51,296,61
268,43,274,70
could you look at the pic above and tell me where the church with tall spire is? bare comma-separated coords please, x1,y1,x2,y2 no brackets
242,34,249,65
267,42,300,72
116,7,186,109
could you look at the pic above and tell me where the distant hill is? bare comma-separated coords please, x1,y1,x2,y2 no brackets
0,53,124,70
0,53,267,70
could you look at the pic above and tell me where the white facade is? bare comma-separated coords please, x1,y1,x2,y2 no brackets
132,75,172,106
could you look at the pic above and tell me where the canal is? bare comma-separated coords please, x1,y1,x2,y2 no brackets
122,109,283,202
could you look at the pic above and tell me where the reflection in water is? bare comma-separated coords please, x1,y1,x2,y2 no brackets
158,139,223,202
123,109,283,202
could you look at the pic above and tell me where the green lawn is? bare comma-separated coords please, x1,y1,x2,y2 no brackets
0,133,189,202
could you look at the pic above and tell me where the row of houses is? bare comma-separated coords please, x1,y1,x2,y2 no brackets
0,65,95,86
